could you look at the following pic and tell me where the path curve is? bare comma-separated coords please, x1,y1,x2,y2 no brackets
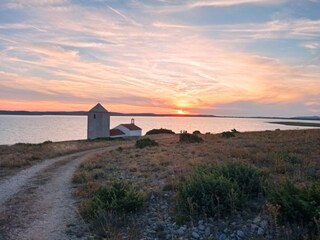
0,144,127,240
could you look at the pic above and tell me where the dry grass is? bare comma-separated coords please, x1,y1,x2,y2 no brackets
0,138,129,179
73,129,320,238
75,130,320,196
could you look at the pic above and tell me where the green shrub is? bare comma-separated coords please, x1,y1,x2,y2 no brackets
178,162,266,217
198,162,267,198
146,128,175,135
179,133,203,143
231,129,239,133
267,181,320,231
178,175,241,216
193,130,201,134
135,138,159,149
221,131,236,138
275,151,302,164
81,180,144,219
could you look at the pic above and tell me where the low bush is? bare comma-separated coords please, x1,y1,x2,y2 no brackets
72,172,89,184
267,181,320,234
275,151,302,164
179,133,203,143
146,128,175,135
199,162,267,198
81,180,145,219
135,138,159,149
221,131,236,138
178,162,266,217
178,174,241,216
192,130,201,134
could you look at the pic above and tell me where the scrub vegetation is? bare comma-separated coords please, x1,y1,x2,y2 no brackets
72,129,320,239
146,128,175,135
178,162,267,216
135,138,159,149
179,133,203,143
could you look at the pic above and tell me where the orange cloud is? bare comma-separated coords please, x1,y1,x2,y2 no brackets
0,1,319,115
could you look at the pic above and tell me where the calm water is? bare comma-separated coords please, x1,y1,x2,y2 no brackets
0,115,318,145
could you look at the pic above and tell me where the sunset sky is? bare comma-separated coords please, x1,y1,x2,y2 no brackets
0,0,319,117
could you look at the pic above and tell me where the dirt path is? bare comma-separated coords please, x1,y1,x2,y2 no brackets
0,145,127,240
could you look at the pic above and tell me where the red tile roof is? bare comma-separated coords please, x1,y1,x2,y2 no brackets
110,128,125,136
120,124,142,131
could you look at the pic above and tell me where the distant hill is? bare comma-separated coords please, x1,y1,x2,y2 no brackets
1,110,318,120
291,116,320,121
0,110,87,116
0,110,216,118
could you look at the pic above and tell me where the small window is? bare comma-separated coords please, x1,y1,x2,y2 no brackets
93,114,96,119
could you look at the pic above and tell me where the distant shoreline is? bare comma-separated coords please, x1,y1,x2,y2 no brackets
0,110,319,121
269,121,320,127
0,110,215,118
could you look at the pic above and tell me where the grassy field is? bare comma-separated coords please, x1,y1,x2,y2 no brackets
73,129,320,239
0,138,129,179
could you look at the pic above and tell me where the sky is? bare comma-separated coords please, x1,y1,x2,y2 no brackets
0,0,319,117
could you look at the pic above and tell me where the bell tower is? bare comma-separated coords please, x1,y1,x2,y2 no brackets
87,103,110,139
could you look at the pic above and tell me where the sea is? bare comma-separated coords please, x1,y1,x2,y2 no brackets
0,115,319,145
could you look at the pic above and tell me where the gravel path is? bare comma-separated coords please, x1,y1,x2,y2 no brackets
0,145,125,240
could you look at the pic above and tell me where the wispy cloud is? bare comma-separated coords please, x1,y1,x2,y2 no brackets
0,0,319,116
302,42,320,49
142,0,286,14
188,0,285,8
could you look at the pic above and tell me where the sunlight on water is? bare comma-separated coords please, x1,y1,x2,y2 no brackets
0,115,318,145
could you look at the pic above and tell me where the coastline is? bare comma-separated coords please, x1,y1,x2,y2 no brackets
269,121,320,127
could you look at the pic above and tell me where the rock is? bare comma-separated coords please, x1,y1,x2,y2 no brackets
253,216,261,224
150,193,155,200
250,224,258,230
236,230,244,238
198,220,204,225
205,227,211,237
260,220,268,229
218,233,228,240
257,227,264,236
156,221,165,229
192,231,200,239
198,224,205,231
176,227,186,236
147,229,156,234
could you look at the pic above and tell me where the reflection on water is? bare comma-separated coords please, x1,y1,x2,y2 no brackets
0,115,317,145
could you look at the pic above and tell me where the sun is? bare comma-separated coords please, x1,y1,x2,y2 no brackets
177,109,185,115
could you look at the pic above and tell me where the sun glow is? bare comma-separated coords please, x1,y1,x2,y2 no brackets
177,109,185,115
